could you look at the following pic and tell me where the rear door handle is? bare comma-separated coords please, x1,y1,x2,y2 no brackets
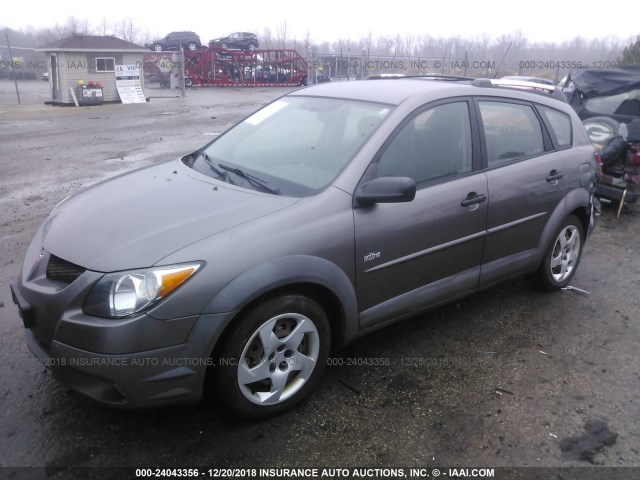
461,193,487,207
546,170,564,182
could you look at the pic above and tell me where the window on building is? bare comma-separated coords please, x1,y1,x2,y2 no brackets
96,57,115,73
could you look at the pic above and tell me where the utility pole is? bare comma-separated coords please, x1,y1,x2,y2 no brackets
4,29,22,105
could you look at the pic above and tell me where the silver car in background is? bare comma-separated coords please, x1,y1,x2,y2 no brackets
11,77,599,418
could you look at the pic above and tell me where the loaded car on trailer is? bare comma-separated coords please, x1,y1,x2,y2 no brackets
146,31,201,52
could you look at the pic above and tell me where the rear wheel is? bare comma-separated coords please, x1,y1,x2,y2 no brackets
248,43,257,51
186,42,198,51
215,295,330,418
530,215,584,290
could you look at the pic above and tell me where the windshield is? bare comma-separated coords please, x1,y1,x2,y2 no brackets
191,96,392,196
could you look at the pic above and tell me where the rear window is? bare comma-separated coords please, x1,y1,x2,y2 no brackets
539,106,572,149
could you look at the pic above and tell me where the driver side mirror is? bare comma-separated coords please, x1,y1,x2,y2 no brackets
354,176,416,208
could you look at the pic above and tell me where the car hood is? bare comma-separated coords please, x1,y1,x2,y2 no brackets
42,160,298,272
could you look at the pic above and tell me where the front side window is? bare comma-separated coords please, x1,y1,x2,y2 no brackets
375,101,473,184
96,57,115,73
479,101,544,166
193,96,391,196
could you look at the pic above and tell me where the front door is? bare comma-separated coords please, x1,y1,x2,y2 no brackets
354,100,488,330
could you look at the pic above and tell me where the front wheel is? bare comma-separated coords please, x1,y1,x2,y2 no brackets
186,42,198,51
215,295,330,418
152,44,163,52
530,215,584,290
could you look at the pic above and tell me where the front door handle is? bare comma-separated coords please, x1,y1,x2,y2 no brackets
546,170,564,182
461,192,487,207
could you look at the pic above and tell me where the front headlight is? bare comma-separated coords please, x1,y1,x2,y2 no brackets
83,263,203,318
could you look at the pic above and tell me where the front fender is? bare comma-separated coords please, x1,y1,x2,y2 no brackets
202,255,359,343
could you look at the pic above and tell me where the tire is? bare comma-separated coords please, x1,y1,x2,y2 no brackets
220,42,229,49
583,116,620,146
187,42,198,51
184,77,193,87
152,44,163,52
248,43,257,51
530,215,584,291
215,295,330,419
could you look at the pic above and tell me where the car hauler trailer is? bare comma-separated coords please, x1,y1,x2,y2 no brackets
183,46,308,87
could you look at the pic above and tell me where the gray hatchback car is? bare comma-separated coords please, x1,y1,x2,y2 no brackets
11,77,599,418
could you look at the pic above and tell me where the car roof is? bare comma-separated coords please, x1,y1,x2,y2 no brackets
294,79,464,105
294,78,566,108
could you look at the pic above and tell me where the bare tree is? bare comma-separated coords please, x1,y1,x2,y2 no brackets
361,31,372,56
114,17,138,43
404,33,416,57
276,21,287,50
100,17,109,36
261,27,273,50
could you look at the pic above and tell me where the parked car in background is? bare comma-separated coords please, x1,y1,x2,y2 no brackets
11,77,598,419
209,32,259,51
147,31,201,52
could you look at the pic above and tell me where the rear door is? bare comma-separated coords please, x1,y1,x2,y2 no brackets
354,99,488,329
477,99,566,285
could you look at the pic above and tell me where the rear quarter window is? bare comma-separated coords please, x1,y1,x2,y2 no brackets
539,106,572,149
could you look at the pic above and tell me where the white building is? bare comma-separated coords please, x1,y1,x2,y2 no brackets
37,34,147,105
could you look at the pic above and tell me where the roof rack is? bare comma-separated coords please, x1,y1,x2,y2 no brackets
471,78,565,100
403,74,474,82
365,74,474,82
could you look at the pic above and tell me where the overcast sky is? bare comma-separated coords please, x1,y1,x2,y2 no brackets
2,0,639,46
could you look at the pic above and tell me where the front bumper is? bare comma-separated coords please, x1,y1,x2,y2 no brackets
12,259,235,408
17,307,234,408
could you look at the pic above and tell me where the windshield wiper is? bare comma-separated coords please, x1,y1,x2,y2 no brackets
196,151,228,181
218,164,280,194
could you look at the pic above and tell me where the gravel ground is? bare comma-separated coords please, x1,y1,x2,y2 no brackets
0,80,638,480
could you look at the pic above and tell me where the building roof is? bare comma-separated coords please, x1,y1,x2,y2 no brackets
37,34,147,53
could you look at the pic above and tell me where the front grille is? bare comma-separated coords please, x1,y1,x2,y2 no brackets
46,255,86,284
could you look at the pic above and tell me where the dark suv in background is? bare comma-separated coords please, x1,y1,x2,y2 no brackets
209,32,259,51
147,31,201,52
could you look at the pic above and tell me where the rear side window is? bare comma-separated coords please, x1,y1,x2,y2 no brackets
479,101,544,166
539,106,572,149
